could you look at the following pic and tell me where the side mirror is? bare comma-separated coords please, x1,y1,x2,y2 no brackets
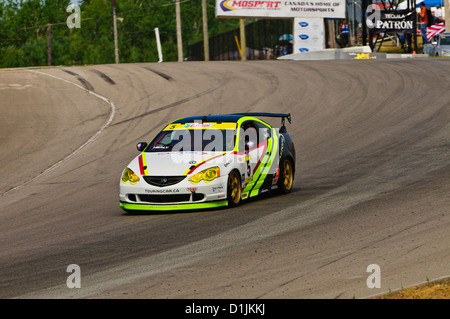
136,142,148,152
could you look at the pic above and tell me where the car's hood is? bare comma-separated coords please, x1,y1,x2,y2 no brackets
128,151,231,176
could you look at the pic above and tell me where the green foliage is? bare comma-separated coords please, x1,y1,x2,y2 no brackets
0,0,235,67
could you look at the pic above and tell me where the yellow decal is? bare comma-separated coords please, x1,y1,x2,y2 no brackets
164,123,237,131
354,53,375,60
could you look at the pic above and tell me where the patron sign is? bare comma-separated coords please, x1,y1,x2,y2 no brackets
216,0,346,18
369,10,417,34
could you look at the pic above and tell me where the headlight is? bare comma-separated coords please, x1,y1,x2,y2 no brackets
122,168,140,184
189,167,220,184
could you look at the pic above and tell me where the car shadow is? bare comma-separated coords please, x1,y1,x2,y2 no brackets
120,187,302,216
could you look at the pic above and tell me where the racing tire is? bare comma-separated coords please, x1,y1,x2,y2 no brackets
227,170,242,207
278,157,294,194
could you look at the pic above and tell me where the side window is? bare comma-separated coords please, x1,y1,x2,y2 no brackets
254,121,271,143
238,121,258,152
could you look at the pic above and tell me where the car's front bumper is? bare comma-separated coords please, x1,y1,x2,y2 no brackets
119,174,229,211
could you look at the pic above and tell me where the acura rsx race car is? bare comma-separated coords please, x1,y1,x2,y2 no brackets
119,112,295,212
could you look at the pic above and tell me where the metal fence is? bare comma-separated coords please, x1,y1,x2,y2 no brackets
187,19,293,61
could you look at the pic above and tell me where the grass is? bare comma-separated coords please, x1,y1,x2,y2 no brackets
371,36,425,54
375,278,450,299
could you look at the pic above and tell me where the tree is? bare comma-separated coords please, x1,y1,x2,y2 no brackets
0,0,242,67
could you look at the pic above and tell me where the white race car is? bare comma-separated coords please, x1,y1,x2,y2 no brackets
119,113,295,212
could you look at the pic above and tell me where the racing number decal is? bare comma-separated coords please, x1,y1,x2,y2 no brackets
240,154,254,194
235,118,279,200
245,155,252,177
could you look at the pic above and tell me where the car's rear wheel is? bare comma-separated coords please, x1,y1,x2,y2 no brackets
227,170,241,207
278,157,294,194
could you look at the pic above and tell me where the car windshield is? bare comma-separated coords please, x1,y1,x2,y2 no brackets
146,129,237,152
440,36,450,45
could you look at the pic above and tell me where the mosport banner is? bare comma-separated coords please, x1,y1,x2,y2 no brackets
369,10,417,34
215,0,346,19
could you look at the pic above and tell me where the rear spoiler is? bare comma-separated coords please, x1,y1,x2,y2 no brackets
232,112,291,125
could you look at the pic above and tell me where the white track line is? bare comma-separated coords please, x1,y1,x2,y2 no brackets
2,69,116,196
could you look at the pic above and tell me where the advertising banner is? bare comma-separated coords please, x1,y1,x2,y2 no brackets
293,18,325,53
216,0,346,19
369,10,417,34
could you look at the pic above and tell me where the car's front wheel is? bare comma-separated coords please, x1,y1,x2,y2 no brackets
227,170,241,207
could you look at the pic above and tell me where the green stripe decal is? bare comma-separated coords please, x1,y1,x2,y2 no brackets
242,136,273,198
120,200,228,211
250,129,278,197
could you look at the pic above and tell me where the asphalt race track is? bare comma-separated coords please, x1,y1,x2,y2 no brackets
0,60,449,299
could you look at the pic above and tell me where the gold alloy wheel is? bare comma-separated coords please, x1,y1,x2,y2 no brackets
228,171,241,206
282,159,293,192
